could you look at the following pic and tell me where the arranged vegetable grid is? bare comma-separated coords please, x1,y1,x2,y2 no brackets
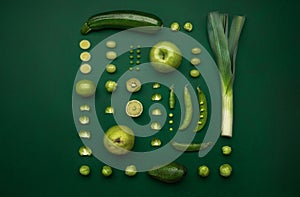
75,10,245,182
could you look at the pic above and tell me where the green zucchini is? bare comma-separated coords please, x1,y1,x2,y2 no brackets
81,10,163,35
148,162,187,183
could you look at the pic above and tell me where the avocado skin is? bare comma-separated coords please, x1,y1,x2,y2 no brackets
148,162,187,183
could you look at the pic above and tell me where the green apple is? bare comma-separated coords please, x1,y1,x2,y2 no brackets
149,41,182,73
103,125,135,155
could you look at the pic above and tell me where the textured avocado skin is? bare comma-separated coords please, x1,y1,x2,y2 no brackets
148,162,187,183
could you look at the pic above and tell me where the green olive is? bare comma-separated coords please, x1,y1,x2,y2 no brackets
105,80,117,92
102,165,113,177
190,69,200,78
75,79,96,97
79,165,90,176
125,165,137,176
198,165,209,177
219,164,232,177
106,64,116,73
222,146,232,155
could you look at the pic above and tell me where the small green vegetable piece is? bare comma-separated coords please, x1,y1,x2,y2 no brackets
150,122,162,130
79,115,90,125
198,165,209,177
170,22,180,31
125,165,137,176
106,51,117,60
190,58,201,66
105,106,114,114
151,138,162,147
148,162,187,183
151,108,162,116
152,93,162,101
190,69,200,78
219,164,232,177
78,130,91,139
184,22,193,32
179,85,192,130
105,80,117,92
171,141,212,152
152,83,160,89
106,40,116,48
102,165,113,177
192,47,201,54
79,165,90,176
75,80,96,98
79,104,90,111
106,64,117,73
222,145,232,155
169,85,175,109
78,146,92,156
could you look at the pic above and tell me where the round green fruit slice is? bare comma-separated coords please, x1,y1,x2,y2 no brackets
126,78,141,92
126,100,143,117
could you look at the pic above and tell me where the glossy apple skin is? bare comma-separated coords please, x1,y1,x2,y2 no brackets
149,41,182,73
103,125,135,155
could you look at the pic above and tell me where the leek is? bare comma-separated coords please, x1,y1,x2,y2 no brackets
207,11,245,137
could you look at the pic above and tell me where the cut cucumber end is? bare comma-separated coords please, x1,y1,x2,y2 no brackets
81,22,91,35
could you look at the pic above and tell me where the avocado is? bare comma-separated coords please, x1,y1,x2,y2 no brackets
148,162,187,183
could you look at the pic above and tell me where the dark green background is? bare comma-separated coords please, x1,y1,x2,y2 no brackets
1,0,299,196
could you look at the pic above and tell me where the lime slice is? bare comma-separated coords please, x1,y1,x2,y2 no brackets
79,40,91,50
80,63,92,74
80,52,91,62
126,100,143,117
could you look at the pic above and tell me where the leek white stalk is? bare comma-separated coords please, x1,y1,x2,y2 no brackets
207,11,245,137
